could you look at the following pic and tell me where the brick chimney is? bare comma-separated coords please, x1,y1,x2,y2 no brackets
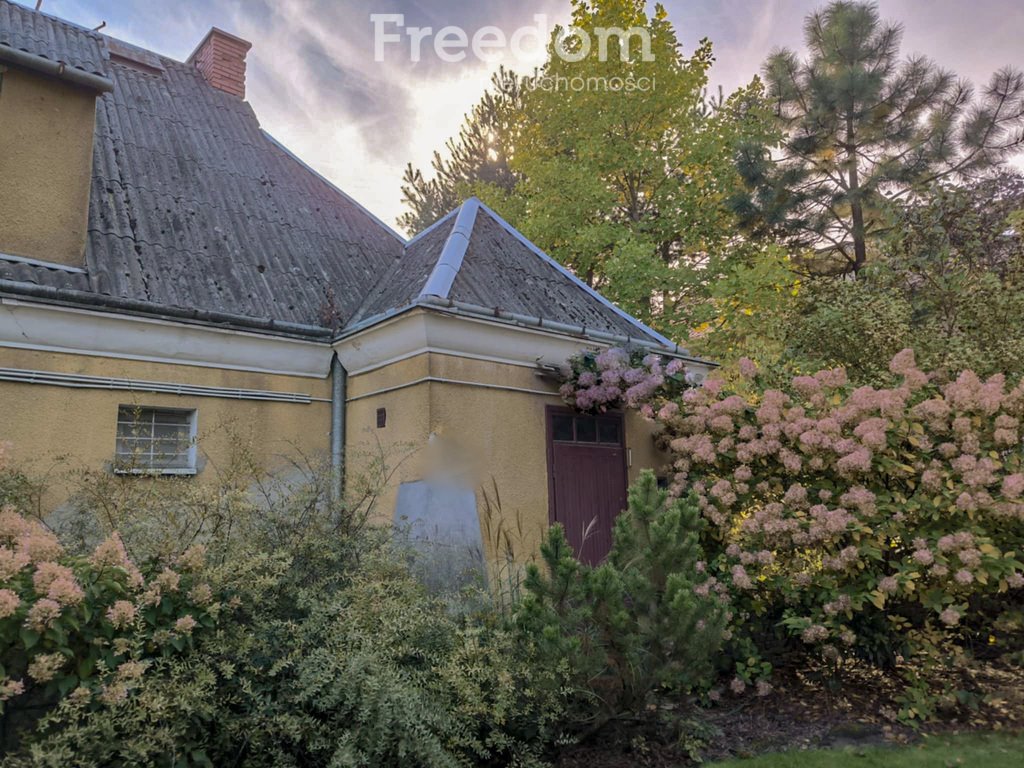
187,27,252,99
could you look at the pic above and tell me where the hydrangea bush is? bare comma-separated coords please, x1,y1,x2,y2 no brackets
560,349,1024,688
0,502,221,727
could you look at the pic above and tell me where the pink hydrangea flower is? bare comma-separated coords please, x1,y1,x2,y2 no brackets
801,624,829,643
106,600,137,630
25,598,61,631
1002,474,1024,499
737,357,758,379
0,588,20,618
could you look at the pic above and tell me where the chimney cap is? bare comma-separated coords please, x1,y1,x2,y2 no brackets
186,27,252,64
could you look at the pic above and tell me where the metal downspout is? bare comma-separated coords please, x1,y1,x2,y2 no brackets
330,354,347,503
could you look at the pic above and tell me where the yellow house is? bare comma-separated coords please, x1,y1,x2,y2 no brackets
0,1,710,566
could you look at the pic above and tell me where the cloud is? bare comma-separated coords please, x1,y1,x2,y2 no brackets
47,0,1024,228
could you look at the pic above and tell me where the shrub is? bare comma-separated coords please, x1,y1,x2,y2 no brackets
662,351,1024,663
0,506,222,751
517,471,726,728
561,348,1024,713
0,445,567,766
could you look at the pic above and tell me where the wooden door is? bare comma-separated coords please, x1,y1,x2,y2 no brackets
545,406,628,565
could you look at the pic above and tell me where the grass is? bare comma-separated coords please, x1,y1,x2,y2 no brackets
709,733,1023,767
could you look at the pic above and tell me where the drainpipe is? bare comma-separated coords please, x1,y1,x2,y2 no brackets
330,353,347,503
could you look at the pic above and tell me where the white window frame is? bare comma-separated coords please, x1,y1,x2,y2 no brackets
113,405,198,476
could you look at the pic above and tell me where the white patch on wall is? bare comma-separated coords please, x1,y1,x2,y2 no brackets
394,479,486,596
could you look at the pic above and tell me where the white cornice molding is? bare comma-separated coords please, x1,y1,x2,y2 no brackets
0,299,333,378
334,308,713,377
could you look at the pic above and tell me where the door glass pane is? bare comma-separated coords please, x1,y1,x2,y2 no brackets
598,419,620,444
552,414,574,441
575,417,597,442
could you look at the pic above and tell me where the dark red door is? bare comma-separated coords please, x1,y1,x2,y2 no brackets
546,406,629,565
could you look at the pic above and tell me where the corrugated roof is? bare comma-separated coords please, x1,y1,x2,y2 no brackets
0,2,680,350
82,57,404,327
0,0,109,77
349,199,671,346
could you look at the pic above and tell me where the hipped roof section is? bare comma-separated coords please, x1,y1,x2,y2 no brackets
348,198,690,355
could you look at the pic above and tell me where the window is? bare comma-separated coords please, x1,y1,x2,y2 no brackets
550,413,623,446
115,406,197,475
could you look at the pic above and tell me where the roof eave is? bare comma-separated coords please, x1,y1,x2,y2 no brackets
0,45,113,92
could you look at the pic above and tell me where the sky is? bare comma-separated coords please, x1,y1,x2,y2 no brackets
37,0,1024,235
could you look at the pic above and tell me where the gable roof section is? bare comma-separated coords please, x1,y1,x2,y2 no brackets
0,3,405,330
347,198,682,351
0,0,110,84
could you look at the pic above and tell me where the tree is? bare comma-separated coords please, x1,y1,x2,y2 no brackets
508,0,774,337
398,66,524,235
517,470,726,726
732,0,1024,276
789,172,1024,382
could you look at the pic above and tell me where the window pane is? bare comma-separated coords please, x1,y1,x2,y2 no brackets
153,426,190,445
552,414,574,441
152,410,191,426
575,417,597,443
598,419,620,444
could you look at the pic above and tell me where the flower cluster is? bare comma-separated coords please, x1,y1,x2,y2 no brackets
565,347,1024,662
1,502,224,716
559,346,692,413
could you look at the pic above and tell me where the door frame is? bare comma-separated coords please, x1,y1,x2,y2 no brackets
544,405,629,528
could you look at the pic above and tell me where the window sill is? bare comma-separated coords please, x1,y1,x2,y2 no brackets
113,467,197,477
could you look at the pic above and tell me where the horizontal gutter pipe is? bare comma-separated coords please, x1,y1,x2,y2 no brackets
416,295,715,366
0,47,114,92
0,367,324,403
0,280,333,340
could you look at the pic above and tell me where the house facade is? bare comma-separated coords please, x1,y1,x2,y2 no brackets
0,1,710,565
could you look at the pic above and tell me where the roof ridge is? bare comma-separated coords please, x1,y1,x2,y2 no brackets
473,200,680,350
418,198,480,300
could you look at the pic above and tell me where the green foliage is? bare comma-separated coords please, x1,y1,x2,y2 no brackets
506,0,775,337
398,66,524,235
0,507,221,750
732,0,1024,275
517,471,726,726
786,174,1024,384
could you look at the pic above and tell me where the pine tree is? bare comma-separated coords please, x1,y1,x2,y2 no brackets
517,471,726,725
398,66,524,235
731,1,1024,276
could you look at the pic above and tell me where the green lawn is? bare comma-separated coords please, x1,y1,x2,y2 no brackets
710,733,1023,767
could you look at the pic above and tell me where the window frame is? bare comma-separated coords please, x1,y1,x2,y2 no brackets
113,405,198,476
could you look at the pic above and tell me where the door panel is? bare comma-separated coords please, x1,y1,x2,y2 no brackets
546,408,628,565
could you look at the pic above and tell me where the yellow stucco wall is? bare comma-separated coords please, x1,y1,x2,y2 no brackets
344,354,432,520
0,348,332,507
343,351,672,564
0,66,96,266
0,342,671,560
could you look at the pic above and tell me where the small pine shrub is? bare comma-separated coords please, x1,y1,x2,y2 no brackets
517,470,727,727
